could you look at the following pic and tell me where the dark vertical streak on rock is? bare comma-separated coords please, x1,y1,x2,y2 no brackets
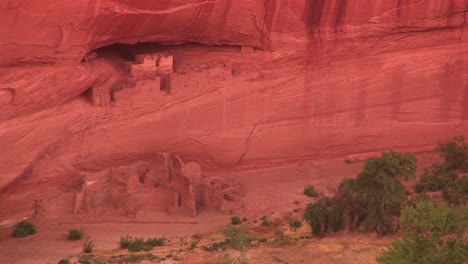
303,0,326,64
334,0,347,31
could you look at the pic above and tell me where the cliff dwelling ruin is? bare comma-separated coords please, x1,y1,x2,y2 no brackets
32,153,242,221
83,43,253,108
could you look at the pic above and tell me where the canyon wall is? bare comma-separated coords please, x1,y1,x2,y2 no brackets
0,0,467,220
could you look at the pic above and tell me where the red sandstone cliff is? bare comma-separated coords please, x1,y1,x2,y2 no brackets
0,0,467,220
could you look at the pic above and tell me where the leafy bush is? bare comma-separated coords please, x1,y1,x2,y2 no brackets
67,228,84,240
400,200,467,237
119,235,166,252
288,219,302,231
12,220,36,238
231,216,241,225
303,184,319,198
221,225,252,250
377,201,468,264
377,236,468,264
83,240,94,253
58,259,71,264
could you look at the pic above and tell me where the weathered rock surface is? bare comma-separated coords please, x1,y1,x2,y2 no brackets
0,0,467,221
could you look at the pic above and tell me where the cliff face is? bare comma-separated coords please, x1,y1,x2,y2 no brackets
0,0,467,220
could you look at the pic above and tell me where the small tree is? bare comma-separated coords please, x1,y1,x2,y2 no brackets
437,136,468,171
12,220,36,238
303,202,325,237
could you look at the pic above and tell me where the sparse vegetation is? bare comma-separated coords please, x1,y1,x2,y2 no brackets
303,184,319,198
221,225,252,250
67,228,84,240
288,219,302,231
12,220,36,238
83,240,94,253
261,217,270,227
202,241,228,252
58,259,71,264
189,234,202,250
214,252,248,264
107,253,159,263
119,235,166,252
231,216,241,225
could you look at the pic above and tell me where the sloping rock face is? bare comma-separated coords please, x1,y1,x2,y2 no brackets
0,0,467,221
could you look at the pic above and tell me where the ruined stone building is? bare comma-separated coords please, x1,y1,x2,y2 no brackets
88,52,233,108
34,153,241,219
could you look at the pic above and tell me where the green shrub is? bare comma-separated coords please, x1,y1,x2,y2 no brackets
58,259,71,264
221,225,252,250
303,185,319,198
442,176,468,205
231,216,241,225
145,237,166,247
416,164,458,192
288,219,302,231
83,240,94,253
400,200,467,237
261,217,270,227
67,228,84,240
12,220,36,238
202,241,228,252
